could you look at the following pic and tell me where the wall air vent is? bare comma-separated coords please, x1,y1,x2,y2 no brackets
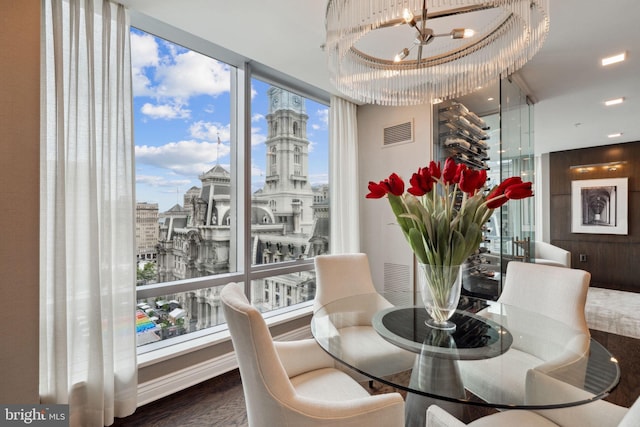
383,262,412,306
383,120,413,146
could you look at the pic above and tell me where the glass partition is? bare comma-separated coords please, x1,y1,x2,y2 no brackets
499,77,536,273
433,76,535,299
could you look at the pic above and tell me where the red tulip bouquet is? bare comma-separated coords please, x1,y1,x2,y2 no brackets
366,157,533,328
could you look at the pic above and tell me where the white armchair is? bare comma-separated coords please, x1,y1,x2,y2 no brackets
533,241,571,268
220,282,405,427
314,254,416,379
458,262,591,404
498,261,589,331
314,253,390,311
426,383,639,427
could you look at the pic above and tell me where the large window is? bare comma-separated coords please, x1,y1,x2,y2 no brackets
131,28,330,351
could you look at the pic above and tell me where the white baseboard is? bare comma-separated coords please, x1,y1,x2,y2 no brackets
136,325,311,407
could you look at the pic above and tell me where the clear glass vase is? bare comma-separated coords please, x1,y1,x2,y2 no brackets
418,263,463,331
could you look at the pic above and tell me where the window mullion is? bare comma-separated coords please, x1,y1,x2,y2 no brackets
242,62,253,295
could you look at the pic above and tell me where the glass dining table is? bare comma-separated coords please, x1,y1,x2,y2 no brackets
310,292,620,425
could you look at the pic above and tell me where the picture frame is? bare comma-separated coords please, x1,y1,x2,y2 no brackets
571,177,628,235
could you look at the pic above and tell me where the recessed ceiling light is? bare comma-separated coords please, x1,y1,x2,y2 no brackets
608,132,623,138
602,52,626,66
487,97,494,101
605,97,624,106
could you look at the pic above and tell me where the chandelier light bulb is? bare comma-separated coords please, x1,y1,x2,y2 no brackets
403,8,416,26
394,48,410,62
451,28,475,39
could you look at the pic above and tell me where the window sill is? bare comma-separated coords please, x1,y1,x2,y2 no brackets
137,302,314,368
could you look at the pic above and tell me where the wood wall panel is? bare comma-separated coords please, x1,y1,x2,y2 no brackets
549,141,640,293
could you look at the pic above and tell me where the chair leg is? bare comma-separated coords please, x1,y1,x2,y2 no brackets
368,380,374,388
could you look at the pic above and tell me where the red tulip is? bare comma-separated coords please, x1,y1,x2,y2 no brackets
486,176,523,200
477,170,487,189
366,181,388,199
442,157,458,185
386,172,405,196
427,160,441,180
459,168,487,195
486,195,508,209
408,167,434,196
505,182,533,200
366,172,406,198
453,163,466,184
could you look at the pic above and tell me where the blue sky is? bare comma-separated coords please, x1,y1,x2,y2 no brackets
130,28,329,212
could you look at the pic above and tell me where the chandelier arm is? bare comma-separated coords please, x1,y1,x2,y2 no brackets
349,13,515,68
375,5,497,30
420,0,428,34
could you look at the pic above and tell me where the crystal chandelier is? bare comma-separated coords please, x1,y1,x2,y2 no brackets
325,0,550,106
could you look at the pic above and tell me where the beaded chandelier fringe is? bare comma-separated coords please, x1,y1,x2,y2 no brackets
326,0,550,105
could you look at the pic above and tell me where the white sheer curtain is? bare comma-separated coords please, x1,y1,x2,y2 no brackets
329,95,360,253
40,1,137,425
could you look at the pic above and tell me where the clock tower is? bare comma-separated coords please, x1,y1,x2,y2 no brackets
257,87,313,234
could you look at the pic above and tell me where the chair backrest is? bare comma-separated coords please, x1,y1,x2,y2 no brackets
500,261,590,332
220,283,296,426
534,241,571,268
526,368,637,427
314,253,378,311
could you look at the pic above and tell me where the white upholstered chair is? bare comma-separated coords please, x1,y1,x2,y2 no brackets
426,398,640,427
314,253,416,379
458,262,592,403
533,241,571,268
220,282,405,427
314,253,389,312
498,261,589,331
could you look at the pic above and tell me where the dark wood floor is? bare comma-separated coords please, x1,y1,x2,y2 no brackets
112,330,639,427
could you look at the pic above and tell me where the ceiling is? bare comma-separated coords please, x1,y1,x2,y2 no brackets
119,0,640,155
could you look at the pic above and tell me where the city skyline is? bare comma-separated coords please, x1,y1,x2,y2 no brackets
130,27,330,212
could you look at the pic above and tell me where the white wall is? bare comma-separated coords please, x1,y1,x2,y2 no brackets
357,104,433,298
535,153,551,242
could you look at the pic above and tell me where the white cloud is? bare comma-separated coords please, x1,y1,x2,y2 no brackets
135,140,230,176
140,102,191,120
252,113,265,122
251,127,267,146
310,173,329,186
316,107,329,129
131,31,230,101
136,175,191,188
130,32,159,96
189,121,231,142
131,32,159,69
154,51,230,100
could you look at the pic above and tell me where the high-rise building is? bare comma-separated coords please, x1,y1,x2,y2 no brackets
135,202,159,262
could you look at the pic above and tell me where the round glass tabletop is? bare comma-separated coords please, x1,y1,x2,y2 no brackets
311,293,620,410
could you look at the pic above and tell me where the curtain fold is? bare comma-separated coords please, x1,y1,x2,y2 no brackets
40,1,137,425
329,95,360,253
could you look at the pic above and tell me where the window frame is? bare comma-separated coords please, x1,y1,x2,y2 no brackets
130,11,330,358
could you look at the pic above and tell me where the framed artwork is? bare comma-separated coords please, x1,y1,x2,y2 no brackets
571,178,628,235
